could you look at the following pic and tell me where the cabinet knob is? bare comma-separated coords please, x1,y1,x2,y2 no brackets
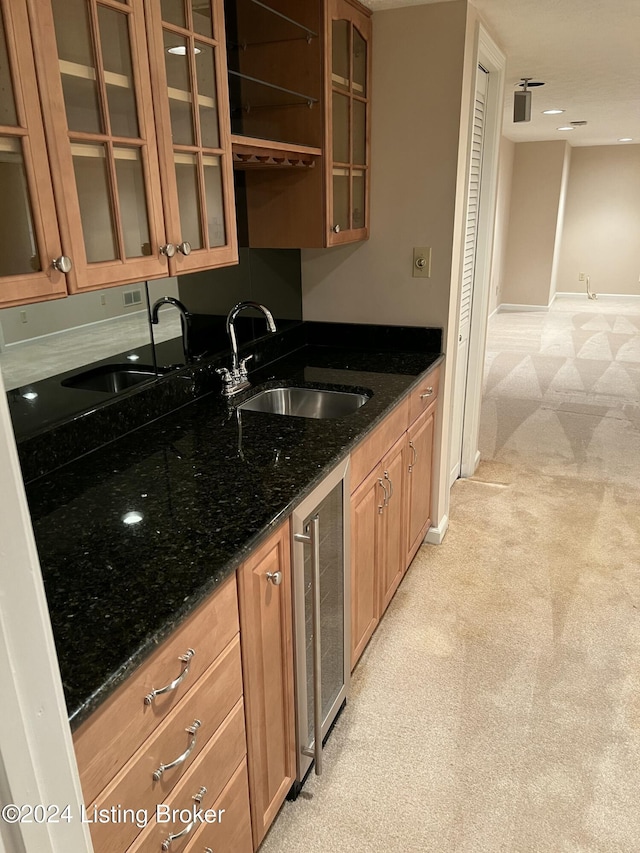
177,241,192,256
331,224,341,233
266,571,282,586
160,243,176,258
52,255,72,274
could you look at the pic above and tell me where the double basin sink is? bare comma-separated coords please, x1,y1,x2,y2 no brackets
63,364,371,420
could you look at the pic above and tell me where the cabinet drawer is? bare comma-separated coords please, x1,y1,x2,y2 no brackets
350,397,409,493
75,575,239,805
126,708,248,853
87,638,243,853
408,366,440,425
189,761,253,853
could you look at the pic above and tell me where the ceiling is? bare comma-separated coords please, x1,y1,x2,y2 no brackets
361,0,640,148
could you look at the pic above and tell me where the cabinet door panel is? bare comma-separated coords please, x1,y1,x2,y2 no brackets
237,521,296,849
350,467,382,668
0,0,67,306
29,0,169,291
146,0,237,275
327,0,371,246
406,403,436,567
378,437,406,616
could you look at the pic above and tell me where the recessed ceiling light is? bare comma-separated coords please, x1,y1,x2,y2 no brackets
122,511,144,525
167,45,201,55
557,126,575,131
618,137,633,142
543,109,564,115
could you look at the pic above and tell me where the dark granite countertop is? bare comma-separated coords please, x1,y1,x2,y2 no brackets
25,338,443,729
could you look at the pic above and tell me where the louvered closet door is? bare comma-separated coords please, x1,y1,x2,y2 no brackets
449,66,487,485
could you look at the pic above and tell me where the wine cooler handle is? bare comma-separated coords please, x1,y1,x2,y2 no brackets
309,515,323,776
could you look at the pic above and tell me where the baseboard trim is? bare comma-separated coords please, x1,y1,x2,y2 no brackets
497,302,551,313
554,291,640,301
425,514,449,545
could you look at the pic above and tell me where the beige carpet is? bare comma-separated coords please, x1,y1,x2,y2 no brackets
260,295,640,853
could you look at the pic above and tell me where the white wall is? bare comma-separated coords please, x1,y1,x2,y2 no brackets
488,136,514,315
500,140,570,307
556,144,640,295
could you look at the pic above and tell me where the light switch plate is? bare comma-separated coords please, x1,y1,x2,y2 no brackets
413,247,431,278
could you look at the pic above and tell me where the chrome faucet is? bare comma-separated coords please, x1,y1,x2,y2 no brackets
150,296,192,364
217,301,277,396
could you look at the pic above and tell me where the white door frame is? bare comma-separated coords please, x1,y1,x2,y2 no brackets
459,27,505,478
0,368,92,853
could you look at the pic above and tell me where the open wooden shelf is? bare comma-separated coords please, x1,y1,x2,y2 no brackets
231,135,320,169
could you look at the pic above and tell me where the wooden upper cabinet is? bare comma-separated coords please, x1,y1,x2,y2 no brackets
15,0,237,299
326,0,371,245
0,0,67,307
144,0,238,274
236,0,371,249
28,0,170,292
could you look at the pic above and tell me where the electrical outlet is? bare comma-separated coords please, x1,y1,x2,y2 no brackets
20,310,27,324
579,272,585,281
413,247,431,279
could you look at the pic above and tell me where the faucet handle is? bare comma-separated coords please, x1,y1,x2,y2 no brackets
239,355,253,379
216,366,233,387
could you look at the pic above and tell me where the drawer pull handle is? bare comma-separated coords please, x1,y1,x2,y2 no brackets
420,387,434,399
144,648,195,705
152,719,201,781
384,471,394,501
408,440,418,473
266,570,282,586
161,787,207,851
378,478,388,513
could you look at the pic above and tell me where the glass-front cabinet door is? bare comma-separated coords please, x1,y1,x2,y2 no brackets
328,0,371,247
145,0,237,274
29,0,170,292
0,0,67,307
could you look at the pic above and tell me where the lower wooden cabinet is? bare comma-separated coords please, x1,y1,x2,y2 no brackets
350,435,406,668
350,467,383,666
378,436,407,616
350,366,440,669
126,704,249,853
405,400,436,567
236,521,296,850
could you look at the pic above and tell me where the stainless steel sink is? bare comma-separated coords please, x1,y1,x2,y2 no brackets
238,386,370,419
61,364,160,393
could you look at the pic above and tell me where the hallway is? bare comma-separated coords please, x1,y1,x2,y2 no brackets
259,295,640,853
